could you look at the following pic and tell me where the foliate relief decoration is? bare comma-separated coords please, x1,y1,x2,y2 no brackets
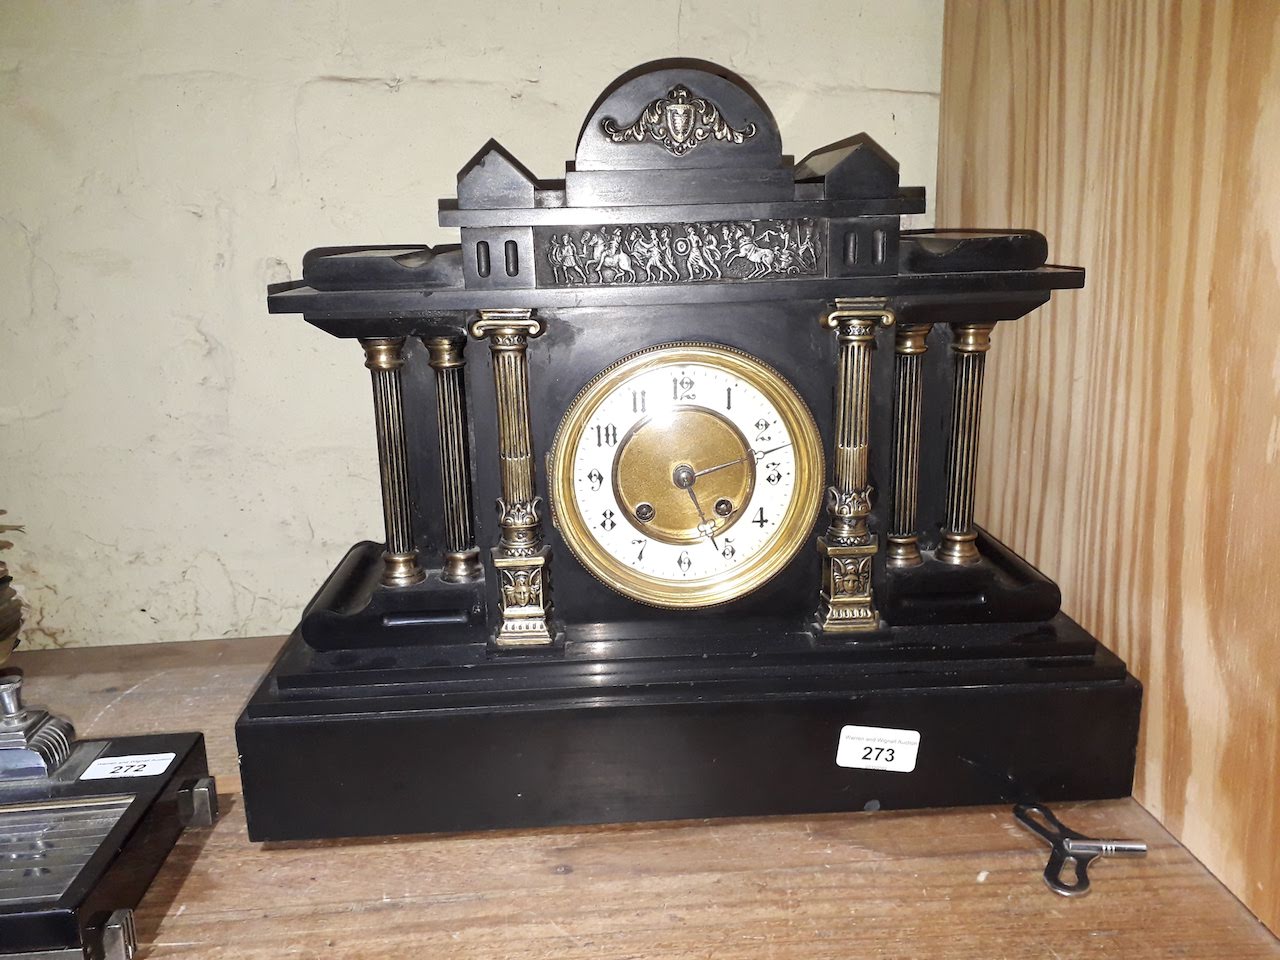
545,220,822,286
600,84,757,157
826,485,874,546
496,496,542,557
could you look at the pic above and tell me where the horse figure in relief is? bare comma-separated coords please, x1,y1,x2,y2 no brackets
583,229,637,283
725,227,779,279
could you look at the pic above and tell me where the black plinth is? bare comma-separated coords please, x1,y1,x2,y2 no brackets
237,554,1139,842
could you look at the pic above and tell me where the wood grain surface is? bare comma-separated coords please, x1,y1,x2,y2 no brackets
9,638,1279,958
938,0,1280,934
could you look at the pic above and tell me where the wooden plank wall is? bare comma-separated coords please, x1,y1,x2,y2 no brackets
938,0,1280,932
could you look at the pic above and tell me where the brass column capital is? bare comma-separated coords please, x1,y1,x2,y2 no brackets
949,322,995,354
895,323,933,355
360,337,408,371
471,309,545,343
425,335,465,369
821,298,897,335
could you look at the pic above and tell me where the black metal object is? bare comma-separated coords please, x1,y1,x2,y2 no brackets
0,732,211,958
238,58,1139,842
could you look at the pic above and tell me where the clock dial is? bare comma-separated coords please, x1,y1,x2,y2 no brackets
549,342,823,608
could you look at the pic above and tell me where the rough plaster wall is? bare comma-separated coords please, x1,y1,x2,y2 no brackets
0,0,944,648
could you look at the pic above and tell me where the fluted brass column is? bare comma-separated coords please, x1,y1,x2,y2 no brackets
816,298,895,634
425,335,482,583
360,337,426,587
886,324,933,567
470,309,554,646
939,322,996,564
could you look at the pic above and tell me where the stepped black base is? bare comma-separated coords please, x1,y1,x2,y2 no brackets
236,614,1141,842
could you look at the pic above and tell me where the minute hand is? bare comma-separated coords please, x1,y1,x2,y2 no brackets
693,442,793,478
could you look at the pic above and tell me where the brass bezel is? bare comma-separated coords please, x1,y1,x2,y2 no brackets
549,342,824,609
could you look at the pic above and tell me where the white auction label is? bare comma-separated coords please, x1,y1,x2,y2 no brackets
835,725,920,773
80,752,176,781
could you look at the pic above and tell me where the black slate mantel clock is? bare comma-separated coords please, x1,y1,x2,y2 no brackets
237,60,1140,842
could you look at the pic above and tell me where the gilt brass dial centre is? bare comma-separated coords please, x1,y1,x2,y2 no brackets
613,406,755,545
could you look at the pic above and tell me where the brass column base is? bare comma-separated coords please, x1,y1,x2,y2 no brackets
381,551,427,588
442,548,483,584
815,536,879,633
885,535,923,568
492,547,554,647
938,531,981,565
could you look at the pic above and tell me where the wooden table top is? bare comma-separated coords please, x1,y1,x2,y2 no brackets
9,637,1278,959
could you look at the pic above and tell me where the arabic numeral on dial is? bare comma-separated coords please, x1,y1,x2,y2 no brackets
754,418,771,443
673,375,695,401
721,538,736,560
596,423,618,447
600,509,617,531
631,389,646,414
586,468,604,491
725,386,733,410
631,539,646,563
765,461,783,485
752,507,769,528
677,550,692,574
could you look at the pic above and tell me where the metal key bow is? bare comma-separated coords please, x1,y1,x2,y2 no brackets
1014,803,1148,897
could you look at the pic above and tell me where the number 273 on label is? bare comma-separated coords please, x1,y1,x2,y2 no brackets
834,725,921,773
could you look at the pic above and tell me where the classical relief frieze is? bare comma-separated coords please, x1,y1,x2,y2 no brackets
541,220,822,286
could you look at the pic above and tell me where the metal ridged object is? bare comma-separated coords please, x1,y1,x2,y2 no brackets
887,324,932,567
26,716,73,772
940,322,995,564
0,732,210,959
0,795,133,904
425,336,482,583
361,338,427,587
471,310,554,646
816,298,894,634
0,672,76,779
491,344,537,522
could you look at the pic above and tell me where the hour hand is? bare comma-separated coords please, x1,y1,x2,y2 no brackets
684,486,720,549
